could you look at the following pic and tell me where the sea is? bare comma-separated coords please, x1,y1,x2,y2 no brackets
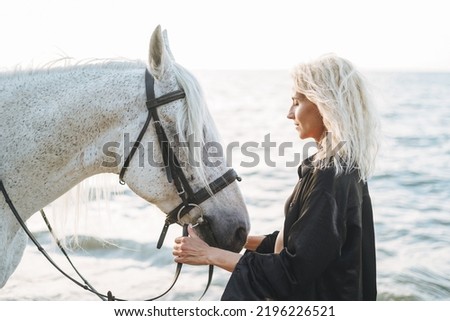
0,70,449,301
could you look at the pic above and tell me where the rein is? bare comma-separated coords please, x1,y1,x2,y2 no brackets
0,69,241,300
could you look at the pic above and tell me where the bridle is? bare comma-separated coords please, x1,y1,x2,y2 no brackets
119,69,241,249
0,69,241,301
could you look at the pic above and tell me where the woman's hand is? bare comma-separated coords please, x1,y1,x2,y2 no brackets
173,225,211,265
173,225,242,272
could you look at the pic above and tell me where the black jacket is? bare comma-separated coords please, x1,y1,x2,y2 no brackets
221,157,377,300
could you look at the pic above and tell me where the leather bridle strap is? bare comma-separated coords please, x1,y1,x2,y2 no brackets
118,71,185,185
156,168,241,249
119,70,196,217
168,169,242,222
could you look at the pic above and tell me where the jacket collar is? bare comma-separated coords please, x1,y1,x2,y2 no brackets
298,155,315,178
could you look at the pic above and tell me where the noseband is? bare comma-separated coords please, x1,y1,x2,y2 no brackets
0,69,242,301
119,69,241,248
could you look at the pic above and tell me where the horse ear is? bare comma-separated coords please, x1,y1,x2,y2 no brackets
149,25,172,80
162,29,176,61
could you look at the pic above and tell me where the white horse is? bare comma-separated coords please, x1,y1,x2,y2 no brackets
0,26,250,288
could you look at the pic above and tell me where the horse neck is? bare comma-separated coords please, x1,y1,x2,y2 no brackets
1,64,148,220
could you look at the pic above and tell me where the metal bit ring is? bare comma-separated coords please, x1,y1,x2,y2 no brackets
177,203,204,227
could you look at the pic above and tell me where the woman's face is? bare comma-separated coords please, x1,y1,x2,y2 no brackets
287,92,325,142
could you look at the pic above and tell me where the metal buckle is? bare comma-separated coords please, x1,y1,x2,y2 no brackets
176,184,186,196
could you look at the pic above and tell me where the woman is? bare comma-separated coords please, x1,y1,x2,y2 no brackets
173,54,379,300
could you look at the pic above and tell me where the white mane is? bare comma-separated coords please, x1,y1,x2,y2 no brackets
172,62,221,189
0,58,145,77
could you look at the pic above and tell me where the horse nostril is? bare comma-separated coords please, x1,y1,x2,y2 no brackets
234,227,248,247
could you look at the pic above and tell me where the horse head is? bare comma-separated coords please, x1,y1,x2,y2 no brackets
121,26,250,252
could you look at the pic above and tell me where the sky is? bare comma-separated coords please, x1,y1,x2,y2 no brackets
0,0,449,72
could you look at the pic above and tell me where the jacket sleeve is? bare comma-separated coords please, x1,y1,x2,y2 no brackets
254,231,279,254
221,188,345,300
